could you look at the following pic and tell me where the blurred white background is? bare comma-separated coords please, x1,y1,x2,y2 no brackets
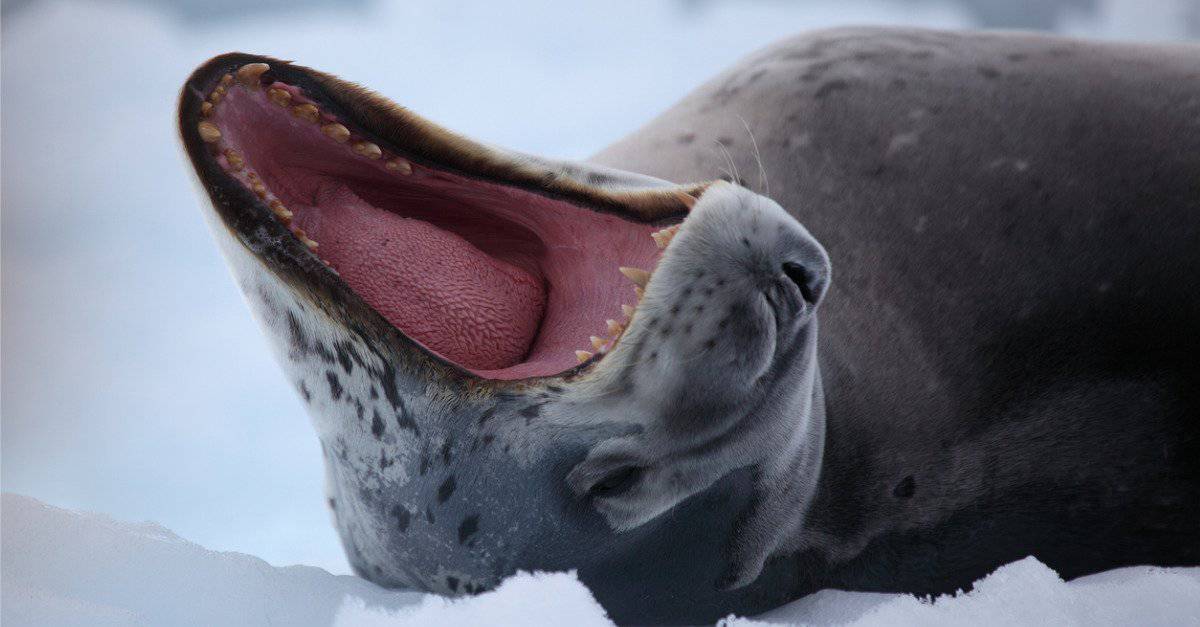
2,0,1197,575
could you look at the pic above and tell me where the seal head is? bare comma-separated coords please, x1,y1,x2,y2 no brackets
179,54,830,622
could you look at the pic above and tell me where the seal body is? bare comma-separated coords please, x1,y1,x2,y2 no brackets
596,27,1200,598
180,28,1200,625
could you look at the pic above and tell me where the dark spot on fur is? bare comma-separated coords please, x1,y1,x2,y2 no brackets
438,476,457,503
326,371,343,400
519,403,544,421
705,339,717,350
419,452,429,476
371,409,386,438
649,351,658,360
395,399,419,434
377,360,402,410
482,434,494,447
477,406,497,426
441,438,454,465
426,506,435,524
978,66,1000,79
286,312,308,352
315,342,336,364
298,381,311,402
458,514,480,544
814,79,849,99
677,132,696,145
370,386,379,400
354,399,364,420
335,343,354,374
379,448,393,469
684,323,693,334
392,505,410,532
1007,52,1027,62
893,475,916,498
328,497,336,510
446,576,459,593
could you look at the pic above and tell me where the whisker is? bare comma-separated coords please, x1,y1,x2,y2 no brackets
737,114,769,198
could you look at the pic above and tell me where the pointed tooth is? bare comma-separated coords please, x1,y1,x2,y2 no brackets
651,231,666,248
269,199,292,222
619,266,650,288
208,90,223,105
197,121,221,142
590,336,607,350
352,141,382,160
673,190,697,208
267,88,292,107
606,319,623,336
235,63,270,88
293,228,319,250
200,102,213,117
575,350,593,363
622,304,635,318
635,286,645,300
251,180,268,198
220,73,234,87
291,103,320,123
321,123,350,143
223,149,244,171
386,158,412,174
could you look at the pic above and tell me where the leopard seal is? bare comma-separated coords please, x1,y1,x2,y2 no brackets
179,28,1200,624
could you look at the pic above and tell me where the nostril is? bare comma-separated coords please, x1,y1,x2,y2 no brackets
782,262,817,303
589,466,642,499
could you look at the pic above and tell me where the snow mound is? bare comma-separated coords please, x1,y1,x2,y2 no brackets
3,493,1197,626
334,571,611,627
737,557,1200,626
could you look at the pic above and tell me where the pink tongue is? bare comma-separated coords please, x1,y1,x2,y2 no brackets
298,183,545,370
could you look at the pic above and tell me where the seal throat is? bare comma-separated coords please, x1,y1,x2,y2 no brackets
194,63,686,379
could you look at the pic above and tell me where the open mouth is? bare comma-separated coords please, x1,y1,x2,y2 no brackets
185,59,697,380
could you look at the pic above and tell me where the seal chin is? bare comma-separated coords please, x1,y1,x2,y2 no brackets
566,182,831,535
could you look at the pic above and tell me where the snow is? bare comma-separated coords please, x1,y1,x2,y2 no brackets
4,494,1198,626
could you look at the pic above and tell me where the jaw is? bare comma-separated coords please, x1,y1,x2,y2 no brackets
179,53,705,383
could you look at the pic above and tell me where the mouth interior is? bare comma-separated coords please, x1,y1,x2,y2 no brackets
206,78,665,379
